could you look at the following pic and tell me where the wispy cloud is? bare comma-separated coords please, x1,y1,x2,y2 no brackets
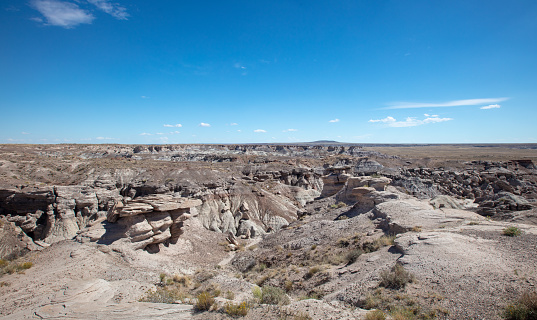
140,132,152,136
283,129,298,132
230,123,238,126
87,0,128,20
21,132,30,135
163,124,182,127
384,98,509,109
480,104,501,110
329,118,340,123
199,123,211,127
169,131,180,134
369,115,453,127
31,0,94,28
96,136,115,140
254,129,267,133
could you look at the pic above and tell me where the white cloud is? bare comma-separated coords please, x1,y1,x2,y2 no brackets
254,129,267,133
31,0,94,28
87,0,128,20
199,123,211,127
230,123,238,126
139,132,152,136
169,131,180,134
283,129,298,132
385,97,509,109
480,104,501,110
329,118,340,123
163,124,182,127
96,136,115,140
21,132,30,135
368,116,396,123
156,132,164,135
369,115,453,127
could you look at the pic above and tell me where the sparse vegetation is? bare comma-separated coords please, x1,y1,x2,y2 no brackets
345,248,364,264
260,285,290,305
0,259,33,275
379,263,414,290
503,227,522,237
195,291,216,311
503,290,537,320
140,286,189,303
330,201,347,209
224,301,251,316
305,266,321,279
365,310,386,320
252,285,262,300
411,226,422,232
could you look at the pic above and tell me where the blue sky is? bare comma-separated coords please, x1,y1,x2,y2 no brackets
1,0,536,144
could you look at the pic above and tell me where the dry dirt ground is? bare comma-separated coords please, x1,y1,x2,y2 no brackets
0,144,536,320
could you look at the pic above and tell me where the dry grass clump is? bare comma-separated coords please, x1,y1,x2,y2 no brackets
503,227,522,237
0,259,33,275
304,266,321,279
379,263,414,290
224,301,251,316
140,286,189,303
260,285,290,305
365,310,386,320
364,288,445,320
195,291,216,311
503,290,537,320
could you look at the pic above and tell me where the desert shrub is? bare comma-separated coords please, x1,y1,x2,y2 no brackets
194,269,216,283
261,285,290,305
252,285,262,300
345,248,364,264
256,263,267,272
365,310,386,320
305,266,321,279
195,291,215,311
2,261,33,275
284,280,293,292
330,202,347,209
503,227,522,237
224,301,250,316
225,290,235,300
293,311,313,320
411,226,422,232
172,274,192,287
310,244,317,250
503,290,537,320
140,286,189,303
379,263,414,290
0,259,7,268
0,281,10,287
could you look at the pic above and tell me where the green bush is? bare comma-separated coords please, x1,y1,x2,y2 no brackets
503,291,537,320
252,285,262,300
195,291,215,311
379,263,414,290
261,285,290,305
503,227,522,237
